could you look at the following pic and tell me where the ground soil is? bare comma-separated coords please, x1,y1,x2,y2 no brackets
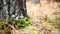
26,0,60,34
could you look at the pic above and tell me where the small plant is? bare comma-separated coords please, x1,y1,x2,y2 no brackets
15,17,32,29
8,16,32,29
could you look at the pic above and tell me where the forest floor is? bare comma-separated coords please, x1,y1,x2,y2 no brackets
25,0,60,34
